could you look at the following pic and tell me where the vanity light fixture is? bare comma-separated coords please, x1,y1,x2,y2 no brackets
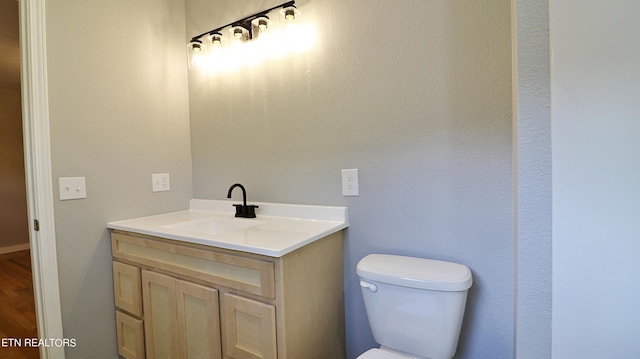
187,0,312,72
188,1,295,46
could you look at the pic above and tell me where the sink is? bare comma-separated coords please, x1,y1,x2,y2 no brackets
162,216,266,236
108,199,348,256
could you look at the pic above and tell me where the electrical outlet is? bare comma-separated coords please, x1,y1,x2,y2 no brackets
152,173,170,192
342,169,359,196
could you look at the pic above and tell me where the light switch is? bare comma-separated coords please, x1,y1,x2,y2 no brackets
58,177,87,200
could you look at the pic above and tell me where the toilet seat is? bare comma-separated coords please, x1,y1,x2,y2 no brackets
357,348,416,359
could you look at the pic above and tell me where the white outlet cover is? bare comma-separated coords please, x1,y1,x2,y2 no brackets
58,177,87,200
341,169,359,196
152,173,170,192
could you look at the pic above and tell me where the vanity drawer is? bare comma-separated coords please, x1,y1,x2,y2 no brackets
113,261,143,316
112,231,275,298
115,310,145,359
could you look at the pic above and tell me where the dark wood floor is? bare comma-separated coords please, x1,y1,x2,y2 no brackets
0,250,39,359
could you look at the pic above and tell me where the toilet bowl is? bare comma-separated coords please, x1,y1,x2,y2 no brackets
356,254,472,359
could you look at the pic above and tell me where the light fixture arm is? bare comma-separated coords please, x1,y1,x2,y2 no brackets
189,0,295,43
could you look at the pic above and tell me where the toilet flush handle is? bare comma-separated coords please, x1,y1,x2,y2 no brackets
360,280,378,293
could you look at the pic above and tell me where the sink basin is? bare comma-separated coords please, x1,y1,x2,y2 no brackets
108,199,348,256
162,216,266,236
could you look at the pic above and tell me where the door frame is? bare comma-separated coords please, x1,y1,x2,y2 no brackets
19,0,65,358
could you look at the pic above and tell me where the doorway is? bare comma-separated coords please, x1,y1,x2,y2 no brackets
0,1,39,358
3,0,65,358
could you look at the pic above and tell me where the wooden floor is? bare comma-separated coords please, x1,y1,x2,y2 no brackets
0,250,39,359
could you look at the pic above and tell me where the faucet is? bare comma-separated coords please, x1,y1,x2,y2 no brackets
227,183,259,218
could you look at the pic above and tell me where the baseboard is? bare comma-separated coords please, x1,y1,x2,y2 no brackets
0,243,31,255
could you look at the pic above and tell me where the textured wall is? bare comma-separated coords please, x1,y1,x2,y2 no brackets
0,89,29,250
187,1,513,358
551,1,640,357
512,0,552,358
46,0,192,357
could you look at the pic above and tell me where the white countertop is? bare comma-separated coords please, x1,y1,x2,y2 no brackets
107,199,348,257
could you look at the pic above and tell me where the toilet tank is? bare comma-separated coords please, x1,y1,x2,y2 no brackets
357,254,473,359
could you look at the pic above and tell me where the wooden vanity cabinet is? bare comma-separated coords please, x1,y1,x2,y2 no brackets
111,230,345,359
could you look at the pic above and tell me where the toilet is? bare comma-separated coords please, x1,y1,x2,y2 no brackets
356,254,473,359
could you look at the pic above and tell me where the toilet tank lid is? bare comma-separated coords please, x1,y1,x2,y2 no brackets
357,254,473,291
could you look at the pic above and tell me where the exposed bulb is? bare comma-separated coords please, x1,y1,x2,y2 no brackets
233,28,243,38
284,8,296,21
258,19,268,31
188,41,204,70
212,35,222,46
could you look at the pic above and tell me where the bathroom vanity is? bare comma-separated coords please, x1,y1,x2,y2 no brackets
108,200,348,359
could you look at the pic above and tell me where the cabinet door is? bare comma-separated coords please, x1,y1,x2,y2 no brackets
115,310,145,359
176,279,222,359
142,270,178,359
113,261,143,316
223,293,277,359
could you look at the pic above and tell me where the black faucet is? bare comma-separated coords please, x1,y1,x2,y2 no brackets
226,183,259,218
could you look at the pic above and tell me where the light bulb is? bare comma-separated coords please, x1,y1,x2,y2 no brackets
251,16,270,39
233,28,243,38
190,45,203,69
258,19,268,31
284,8,296,21
188,40,206,70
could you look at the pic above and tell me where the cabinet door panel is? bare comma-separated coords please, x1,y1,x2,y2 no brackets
176,279,222,359
223,293,276,359
115,310,145,359
142,270,178,359
113,261,143,316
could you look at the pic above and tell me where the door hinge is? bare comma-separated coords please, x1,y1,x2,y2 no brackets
34,219,40,232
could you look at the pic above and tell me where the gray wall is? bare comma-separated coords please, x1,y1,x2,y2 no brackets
513,1,552,358
187,1,514,358
551,0,640,357
46,0,192,357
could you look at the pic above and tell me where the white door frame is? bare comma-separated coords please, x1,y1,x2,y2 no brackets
19,0,65,358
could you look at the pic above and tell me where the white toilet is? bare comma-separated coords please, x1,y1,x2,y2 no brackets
356,254,473,359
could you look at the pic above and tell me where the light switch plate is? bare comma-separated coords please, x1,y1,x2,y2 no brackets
58,177,87,200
